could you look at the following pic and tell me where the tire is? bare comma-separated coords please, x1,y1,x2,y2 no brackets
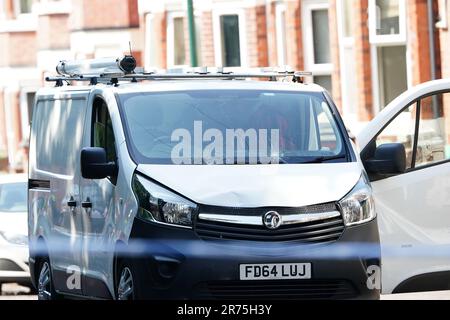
36,257,61,300
115,259,136,300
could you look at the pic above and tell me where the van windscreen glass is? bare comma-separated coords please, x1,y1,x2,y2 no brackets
119,90,347,165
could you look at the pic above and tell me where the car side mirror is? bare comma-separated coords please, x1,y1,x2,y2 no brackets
81,147,118,179
364,143,406,175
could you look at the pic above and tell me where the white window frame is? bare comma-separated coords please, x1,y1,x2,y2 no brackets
0,0,6,19
167,11,188,68
336,0,357,120
368,0,410,112
302,0,332,82
368,0,407,44
19,87,38,139
145,12,160,71
212,7,247,68
275,2,287,67
14,0,33,16
436,0,448,29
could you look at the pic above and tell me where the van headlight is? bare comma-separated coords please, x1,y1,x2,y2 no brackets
132,174,197,228
339,175,376,226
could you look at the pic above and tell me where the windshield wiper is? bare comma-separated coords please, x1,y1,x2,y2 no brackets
228,155,346,165
300,154,347,164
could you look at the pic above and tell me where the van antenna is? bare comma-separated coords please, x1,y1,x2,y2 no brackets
129,41,132,56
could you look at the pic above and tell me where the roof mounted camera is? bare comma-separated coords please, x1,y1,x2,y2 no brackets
56,55,137,77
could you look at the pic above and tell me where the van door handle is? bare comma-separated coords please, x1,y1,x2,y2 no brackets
81,198,92,209
67,196,77,208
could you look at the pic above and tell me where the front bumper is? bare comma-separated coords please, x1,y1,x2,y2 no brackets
126,217,381,300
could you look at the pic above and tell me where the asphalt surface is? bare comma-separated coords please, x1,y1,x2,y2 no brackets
1,283,450,300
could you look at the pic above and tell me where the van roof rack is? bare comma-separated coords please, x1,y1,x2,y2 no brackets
45,56,312,87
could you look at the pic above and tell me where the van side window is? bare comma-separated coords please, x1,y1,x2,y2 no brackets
92,100,117,163
33,99,86,175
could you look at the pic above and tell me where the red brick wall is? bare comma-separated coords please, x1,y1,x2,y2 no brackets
246,5,269,67
409,0,442,120
9,91,22,154
285,0,303,71
38,14,70,50
409,0,431,85
71,0,139,30
329,0,342,111
266,2,278,67
4,0,14,19
200,11,215,67
439,2,450,143
0,31,37,67
354,0,373,121
154,12,167,69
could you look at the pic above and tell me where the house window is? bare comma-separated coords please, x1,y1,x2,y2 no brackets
312,9,331,64
167,13,187,67
220,15,241,67
369,0,408,110
17,0,32,14
302,0,333,94
275,3,287,66
377,45,407,106
213,9,246,68
376,0,400,35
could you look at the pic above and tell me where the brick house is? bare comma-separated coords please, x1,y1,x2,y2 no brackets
0,0,449,172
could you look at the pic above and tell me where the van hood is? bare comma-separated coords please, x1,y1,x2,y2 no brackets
137,163,362,207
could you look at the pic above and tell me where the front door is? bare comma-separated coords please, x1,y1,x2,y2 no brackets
360,87,450,294
79,96,118,298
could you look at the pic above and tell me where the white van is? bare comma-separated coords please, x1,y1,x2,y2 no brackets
28,57,450,300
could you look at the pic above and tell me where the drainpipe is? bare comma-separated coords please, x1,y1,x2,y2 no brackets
187,0,198,67
427,0,439,118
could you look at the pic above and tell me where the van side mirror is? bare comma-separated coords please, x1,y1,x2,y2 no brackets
81,147,118,179
364,143,406,176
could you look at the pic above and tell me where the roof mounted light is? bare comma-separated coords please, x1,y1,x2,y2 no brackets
56,55,137,77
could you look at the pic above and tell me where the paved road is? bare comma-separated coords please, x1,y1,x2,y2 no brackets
1,283,449,300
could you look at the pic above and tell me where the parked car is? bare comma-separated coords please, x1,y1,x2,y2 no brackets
0,174,31,291
27,57,450,300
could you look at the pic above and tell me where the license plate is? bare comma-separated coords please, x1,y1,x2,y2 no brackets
239,263,312,280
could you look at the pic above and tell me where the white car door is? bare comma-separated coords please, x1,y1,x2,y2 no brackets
358,79,450,294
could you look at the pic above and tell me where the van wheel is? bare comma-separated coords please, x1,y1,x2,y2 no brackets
37,258,59,300
116,260,135,300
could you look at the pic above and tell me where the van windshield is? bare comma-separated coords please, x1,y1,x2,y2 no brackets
119,90,347,165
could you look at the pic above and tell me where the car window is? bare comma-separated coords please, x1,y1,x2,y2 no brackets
119,90,347,165
92,100,117,163
374,103,417,170
0,182,27,212
414,92,450,168
370,90,450,174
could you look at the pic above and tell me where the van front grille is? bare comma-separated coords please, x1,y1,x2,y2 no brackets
196,280,358,300
194,203,345,244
